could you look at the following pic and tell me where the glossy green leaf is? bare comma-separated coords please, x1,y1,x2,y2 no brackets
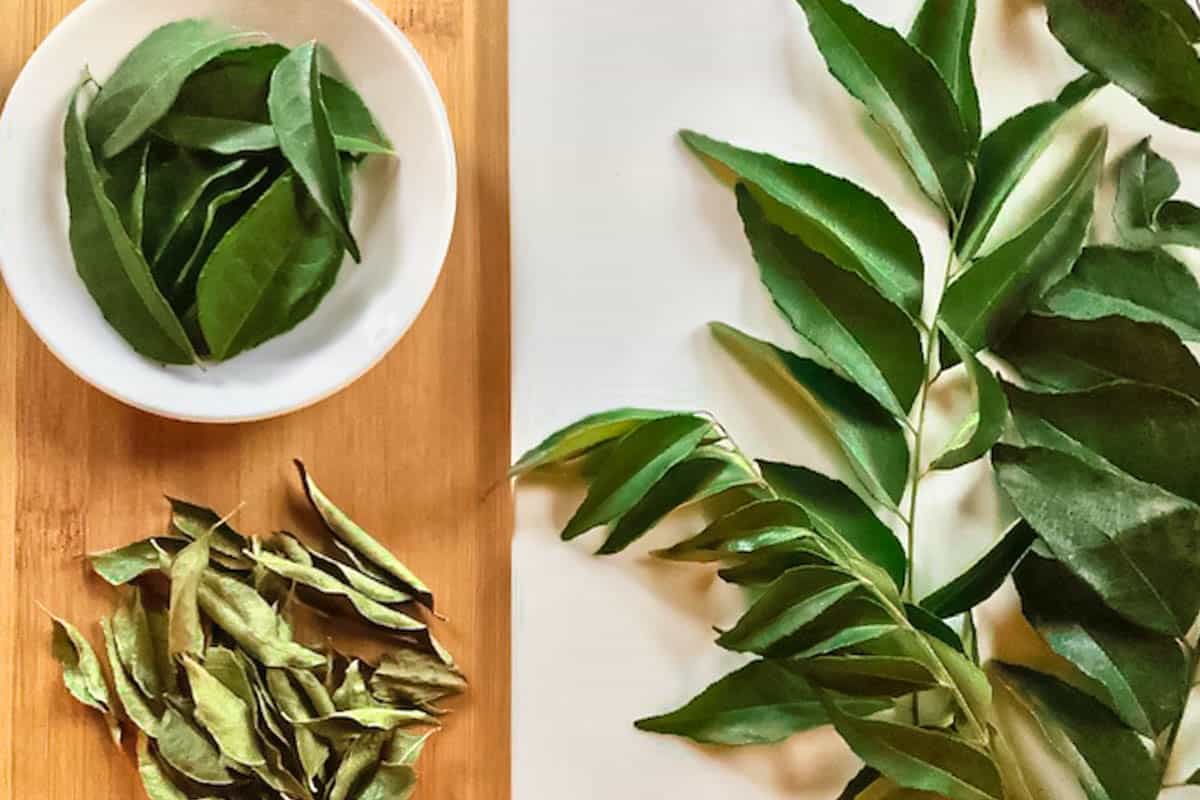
155,707,233,786
369,648,468,710
296,460,434,608
1114,138,1183,248
168,530,211,658
920,520,1036,618
717,540,840,586
991,663,1159,800
597,447,760,555
196,171,344,361
269,42,359,260
155,114,278,153
759,460,906,589
906,603,965,653
712,323,910,505
1046,0,1200,131
1146,0,1200,40
1006,380,1200,505
1014,551,1187,738
50,616,119,742
681,131,924,316
930,327,1008,471
142,151,247,271
65,85,195,364
1041,246,1200,342
795,0,973,215
511,409,677,475
716,565,865,655
86,19,264,157
100,616,159,736
998,314,1200,399
562,414,711,539
737,185,923,419
655,499,812,562
941,126,1105,353
993,444,1200,637
112,588,163,699
837,767,883,800
183,654,266,767
321,75,394,155
908,0,980,147
802,655,941,698
821,695,1003,800
634,660,887,745
957,74,1104,261
172,43,287,122
103,140,151,246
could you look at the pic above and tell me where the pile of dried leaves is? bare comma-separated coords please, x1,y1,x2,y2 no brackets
50,461,464,800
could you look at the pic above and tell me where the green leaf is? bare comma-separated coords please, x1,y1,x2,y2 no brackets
369,648,468,710
157,79,392,156
155,707,233,786
941,126,1105,354
196,171,345,360
597,447,760,555
821,695,1003,800
103,140,151,246
50,616,119,742
1042,246,1200,342
717,540,841,585
112,588,163,699
135,735,188,800
562,414,711,539
998,314,1200,399
182,654,266,767
295,460,434,608
248,549,425,633
957,74,1104,261
1046,0,1200,131
920,520,1036,618
795,0,973,215
1006,380,1200,505
172,43,288,122
993,445,1200,637
802,654,941,698
141,150,247,270
908,0,980,147
1014,551,1188,738
1114,138,1182,248
759,460,906,589
712,323,910,505
634,660,887,745
716,565,865,655
1146,0,1200,40
906,603,965,653
991,663,1159,800
680,131,924,317
269,42,359,261
736,185,923,418
86,19,264,157
166,164,272,307
655,499,812,562
197,570,325,668
511,408,677,475
65,85,195,364
930,327,1008,471
100,617,159,737
168,530,211,659
89,538,178,585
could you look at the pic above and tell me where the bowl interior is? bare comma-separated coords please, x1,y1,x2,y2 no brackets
0,0,456,422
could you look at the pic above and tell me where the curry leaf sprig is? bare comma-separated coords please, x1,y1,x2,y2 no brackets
514,0,1200,798
50,462,464,800
67,20,392,365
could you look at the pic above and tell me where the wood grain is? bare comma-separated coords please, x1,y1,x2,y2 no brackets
0,1,511,797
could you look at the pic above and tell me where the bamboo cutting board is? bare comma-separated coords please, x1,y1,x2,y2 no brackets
0,1,511,798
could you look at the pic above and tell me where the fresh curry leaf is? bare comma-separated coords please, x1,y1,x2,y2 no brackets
908,0,980,148
920,520,1036,618
930,327,1008,471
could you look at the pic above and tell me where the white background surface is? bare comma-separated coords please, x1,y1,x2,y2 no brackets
510,1,1200,797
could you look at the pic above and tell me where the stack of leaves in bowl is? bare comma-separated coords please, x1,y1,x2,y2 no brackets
50,462,465,800
66,19,393,365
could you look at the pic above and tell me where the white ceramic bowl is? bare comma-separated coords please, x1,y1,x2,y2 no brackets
0,0,456,422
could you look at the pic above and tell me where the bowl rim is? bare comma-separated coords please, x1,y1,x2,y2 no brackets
0,0,458,424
